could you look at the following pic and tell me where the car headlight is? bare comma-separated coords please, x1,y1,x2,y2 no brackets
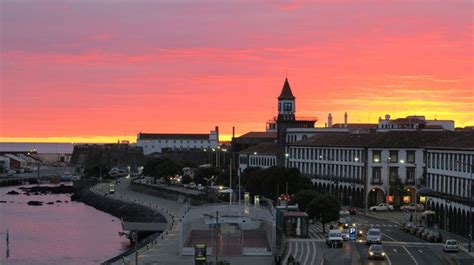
382,252,385,256
369,252,374,256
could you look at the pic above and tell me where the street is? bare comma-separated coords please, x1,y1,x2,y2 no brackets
284,213,474,265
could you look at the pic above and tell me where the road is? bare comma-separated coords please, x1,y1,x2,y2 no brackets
284,213,474,265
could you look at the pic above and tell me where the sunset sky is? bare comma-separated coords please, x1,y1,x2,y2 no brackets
1,0,473,143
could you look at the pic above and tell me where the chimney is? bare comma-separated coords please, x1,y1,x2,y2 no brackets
328,113,333,128
344,112,348,128
232,126,235,139
215,126,219,142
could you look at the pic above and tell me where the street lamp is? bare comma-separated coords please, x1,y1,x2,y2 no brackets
457,160,473,253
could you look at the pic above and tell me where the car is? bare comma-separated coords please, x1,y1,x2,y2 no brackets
416,227,426,237
326,229,344,248
341,229,349,241
369,203,394,211
403,222,414,233
401,203,425,212
443,240,459,252
366,228,382,245
421,229,431,240
6,170,16,177
427,231,443,243
368,244,386,260
410,225,424,235
349,208,357,215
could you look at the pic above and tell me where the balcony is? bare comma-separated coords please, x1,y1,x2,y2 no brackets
405,179,415,185
370,180,383,185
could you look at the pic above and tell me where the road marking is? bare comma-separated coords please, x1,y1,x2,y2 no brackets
382,233,397,241
310,241,317,265
385,252,392,265
417,249,422,254
393,248,398,253
283,241,292,265
402,245,419,265
303,241,310,265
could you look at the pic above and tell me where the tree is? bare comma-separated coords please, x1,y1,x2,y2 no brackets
142,158,182,182
292,190,319,211
389,175,404,208
242,166,313,199
306,194,340,233
193,167,222,186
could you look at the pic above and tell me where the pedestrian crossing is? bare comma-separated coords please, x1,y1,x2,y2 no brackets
308,223,327,240
283,240,321,265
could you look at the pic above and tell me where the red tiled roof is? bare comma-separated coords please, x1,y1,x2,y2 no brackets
138,133,209,140
237,131,277,139
332,123,377,129
278,78,295,100
240,142,278,155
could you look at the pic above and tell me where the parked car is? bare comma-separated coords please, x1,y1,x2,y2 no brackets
421,229,431,240
410,225,424,235
368,244,386,260
366,228,382,245
369,203,394,211
326,229,344,248
403,222,415,233
416,227,426,237
399,221,407,231
443,240,459,252
401,203,425,212
427,231,443,243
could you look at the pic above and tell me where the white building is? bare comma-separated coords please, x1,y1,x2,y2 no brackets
377,114,454,131
238,142,278,175
136,127,219,155
425,132,474,236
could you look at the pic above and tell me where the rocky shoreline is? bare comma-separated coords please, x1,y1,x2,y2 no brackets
71,188,166,223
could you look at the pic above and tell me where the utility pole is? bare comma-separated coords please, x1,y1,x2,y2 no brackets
229,158,232,205
135,230,138,265
215,211,219,264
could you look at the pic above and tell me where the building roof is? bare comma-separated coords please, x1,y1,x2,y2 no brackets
278,78,295,100
138,133,209,140
290,131,474,149
240,142,278,155
332,123,377,129
283,211,308,217
236,131,277,139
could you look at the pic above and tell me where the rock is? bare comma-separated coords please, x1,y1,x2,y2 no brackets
47,202,54,205
7,190,20,195
27,200,43,206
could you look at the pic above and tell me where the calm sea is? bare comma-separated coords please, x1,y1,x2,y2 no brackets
0,184,129,265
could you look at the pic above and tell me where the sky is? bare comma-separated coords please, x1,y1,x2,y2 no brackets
1,0,473,143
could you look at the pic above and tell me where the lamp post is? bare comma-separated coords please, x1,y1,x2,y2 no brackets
456,160,473,253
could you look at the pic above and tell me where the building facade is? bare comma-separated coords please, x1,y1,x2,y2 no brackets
136,127,219,155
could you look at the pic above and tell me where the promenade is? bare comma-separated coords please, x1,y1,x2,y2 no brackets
91,178,272,265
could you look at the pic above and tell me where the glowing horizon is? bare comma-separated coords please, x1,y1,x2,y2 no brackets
1,1,473,143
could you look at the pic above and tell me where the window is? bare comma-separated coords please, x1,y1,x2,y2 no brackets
389,150,398,163
278,102,282,112
389,167,398,182
283,102,292,111
406,167,415,183
372,167,382,184
372,151,381,163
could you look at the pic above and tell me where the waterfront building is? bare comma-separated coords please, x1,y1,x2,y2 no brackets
238,142,278,174
136,127,219,155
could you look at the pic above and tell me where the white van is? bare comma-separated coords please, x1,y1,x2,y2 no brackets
326,229,343,248
366,228,382,245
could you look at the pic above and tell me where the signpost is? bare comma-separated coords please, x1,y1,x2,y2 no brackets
194,243,207,265
349,226,357,241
